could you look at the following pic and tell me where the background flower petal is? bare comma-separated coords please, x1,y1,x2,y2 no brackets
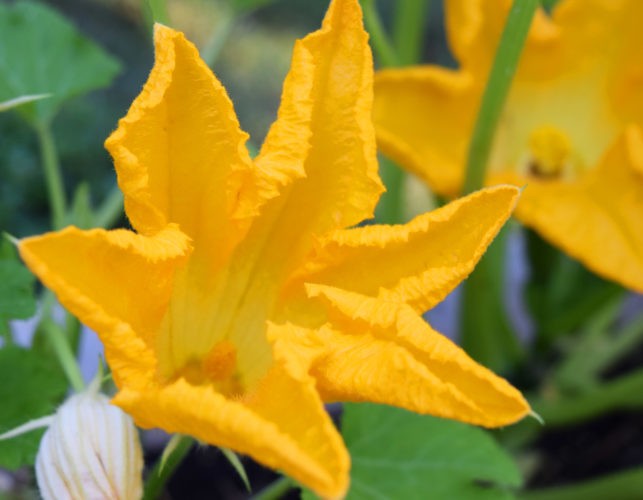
493,129,643,292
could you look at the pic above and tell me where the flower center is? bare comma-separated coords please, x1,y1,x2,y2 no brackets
526,125,572,178
174,340,244,397
202,340,237,382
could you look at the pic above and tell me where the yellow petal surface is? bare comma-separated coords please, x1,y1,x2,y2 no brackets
18,225,191,388
241,0,384,275
272,288,529,428
284,186,519,315
492,128,643,292
373,66,477,197
105,25,256,268
113,359,349,500
203,0,385,380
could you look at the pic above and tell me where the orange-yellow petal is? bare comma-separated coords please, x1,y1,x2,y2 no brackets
493,128,643,292
113,361,349,500
445,0,557,78
284,186,520,315
105,24,256,268
242,0,384,274
373,67,478,197
18,225,191,388
271,289,529,428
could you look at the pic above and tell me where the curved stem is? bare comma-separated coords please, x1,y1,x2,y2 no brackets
36,124,66,230
462,0,539,194
360,0,399,67
251,477,294,500
40,318,85,393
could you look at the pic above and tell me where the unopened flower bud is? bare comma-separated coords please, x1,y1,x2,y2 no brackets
35,391,143,500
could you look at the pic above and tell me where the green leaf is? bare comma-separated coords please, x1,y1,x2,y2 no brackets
0,240,36,335
305,403,522,500
0,346,67,469
0,1,121,126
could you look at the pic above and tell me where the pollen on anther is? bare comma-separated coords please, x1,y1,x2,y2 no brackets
202,340,237,382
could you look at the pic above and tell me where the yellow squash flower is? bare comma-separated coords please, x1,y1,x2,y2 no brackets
374,0,643,292
19,0,528,497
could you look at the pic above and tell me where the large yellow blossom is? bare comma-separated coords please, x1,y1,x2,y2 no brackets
374,0,643,292
19,0,528,497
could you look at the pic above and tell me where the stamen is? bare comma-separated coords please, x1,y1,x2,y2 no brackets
527,125,571,177
202,340,237,382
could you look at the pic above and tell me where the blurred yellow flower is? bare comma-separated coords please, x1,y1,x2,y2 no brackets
374,0,643,292
19,0,528,497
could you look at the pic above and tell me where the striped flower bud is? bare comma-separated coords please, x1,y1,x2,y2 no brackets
35,391,143,500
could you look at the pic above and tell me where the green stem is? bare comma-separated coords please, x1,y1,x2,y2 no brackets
375,156,405,224
143,435,193,500
591,312,643,375
519,467,643,500
36,124,66,230
460,225,523,371
40,318,85,393
202,8,238,68
462,0,538,194
392,0,429,65
251,477,294,500
533,367,643,427
148,0,169,25
94,184,124,229
1,320,13,346
360,0,400,67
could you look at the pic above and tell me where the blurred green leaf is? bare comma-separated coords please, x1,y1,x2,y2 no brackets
0,240,36,336
0,1,121,126
304,403,522,500
0,93,50,113
0,345,67,469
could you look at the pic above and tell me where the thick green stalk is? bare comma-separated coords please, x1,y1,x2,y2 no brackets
460,226,523,371
462,0,539,194
143,435,193,500
459,0,537,369
519,467,643,500
40,319,85,393
360,0,399,67
251,477,294,500
392,0,429,65
36,124,66,230
374,156,405,224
